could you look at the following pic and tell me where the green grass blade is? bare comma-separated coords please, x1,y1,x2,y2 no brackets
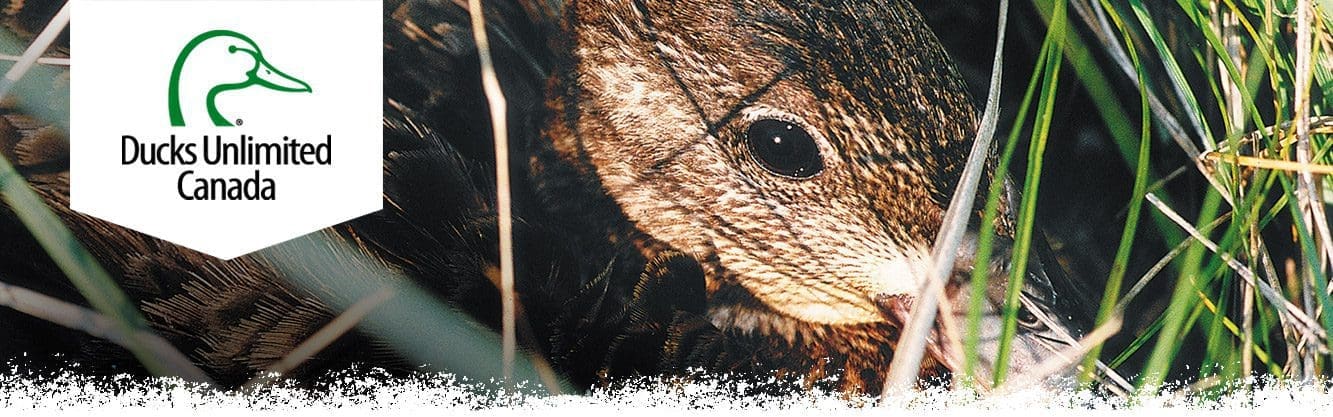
0,154,208,381
1079,0,1155,385
963,40,1048,385
992,0,1068,387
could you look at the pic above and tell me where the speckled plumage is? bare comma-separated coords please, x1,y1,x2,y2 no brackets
0,0,1088,394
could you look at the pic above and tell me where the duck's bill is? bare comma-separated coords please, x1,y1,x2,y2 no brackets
878,233,1091,387
951,234,1090,386
252,58,313,93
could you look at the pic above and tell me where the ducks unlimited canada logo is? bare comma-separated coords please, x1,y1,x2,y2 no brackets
167,29,313,127
71,0,383,259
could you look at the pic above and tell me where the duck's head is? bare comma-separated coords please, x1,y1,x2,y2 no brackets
168,29,312,127
546,0,1088,389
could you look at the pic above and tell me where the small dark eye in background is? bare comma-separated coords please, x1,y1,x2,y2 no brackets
744,119,823,179
1017,303,1045,330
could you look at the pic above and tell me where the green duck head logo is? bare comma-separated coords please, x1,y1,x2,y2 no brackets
167,29,312,127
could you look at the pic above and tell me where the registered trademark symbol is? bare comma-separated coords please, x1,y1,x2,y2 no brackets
235,119,244,126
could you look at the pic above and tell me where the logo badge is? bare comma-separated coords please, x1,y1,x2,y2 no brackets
168,30,313,127
71,0,383,259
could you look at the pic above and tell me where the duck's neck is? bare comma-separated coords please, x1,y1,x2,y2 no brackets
168,38,250,127
170,69,249,127
204,81,250,126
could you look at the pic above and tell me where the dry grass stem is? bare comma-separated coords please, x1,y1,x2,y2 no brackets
0,1,67,97
882,0,1010,395
245,287,397,388
0,279,213,384
466,0,517,385
1147,193,1328,348
998,317,1123,393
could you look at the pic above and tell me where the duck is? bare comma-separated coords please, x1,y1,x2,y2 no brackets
167,29,311,127
0,0,1093,393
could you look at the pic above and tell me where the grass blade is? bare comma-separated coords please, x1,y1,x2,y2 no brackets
882,0,1011,394
466,0,517,386
992,0,1068,386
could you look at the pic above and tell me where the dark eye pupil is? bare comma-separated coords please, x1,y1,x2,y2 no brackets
744,119,823,178
1017,305,1043,329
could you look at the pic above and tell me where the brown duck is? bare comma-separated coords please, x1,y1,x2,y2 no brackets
0,0,1090,393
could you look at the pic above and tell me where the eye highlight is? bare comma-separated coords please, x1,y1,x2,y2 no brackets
743,119,823,179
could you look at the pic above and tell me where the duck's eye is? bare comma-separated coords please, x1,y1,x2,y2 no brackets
1017,304,1044,330
744,119,823,179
